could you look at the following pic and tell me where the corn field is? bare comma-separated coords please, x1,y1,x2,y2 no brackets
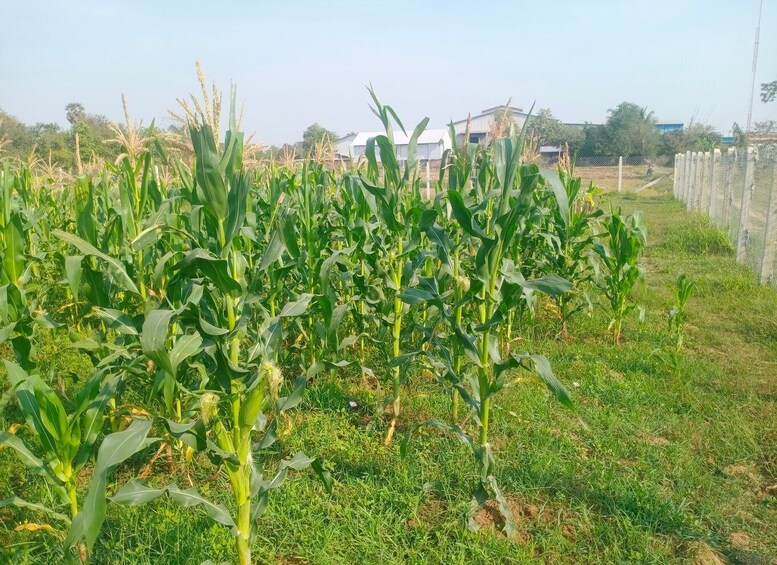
0,86,651,564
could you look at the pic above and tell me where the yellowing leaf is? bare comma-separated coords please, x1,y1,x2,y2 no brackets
15,522,61,536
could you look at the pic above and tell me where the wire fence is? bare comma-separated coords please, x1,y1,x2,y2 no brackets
536,154,673,192
674,146,777,286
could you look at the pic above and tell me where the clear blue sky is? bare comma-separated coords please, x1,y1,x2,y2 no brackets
1,0,775,145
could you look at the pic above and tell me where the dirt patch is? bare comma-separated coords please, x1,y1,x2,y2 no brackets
729,532,751,551
641,435,670,447
686,541,725,565
607,369,625,380
473,499,528,540
472,496,578,542
724,465,750,476
723,464,762,484
407,496,446,529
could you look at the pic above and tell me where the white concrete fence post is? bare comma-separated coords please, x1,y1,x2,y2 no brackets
708,148,721,221
736,147,758,264
760,160,777,284
699,151,711,212
688,152,698,210
677,153,686,201
684,150,692,205
686,152,694,208
674,153,682,199
618,156,623,192
694,151,704,211
722,148,737,228
673,154,679,198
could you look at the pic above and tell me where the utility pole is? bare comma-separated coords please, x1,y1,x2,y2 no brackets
746,0,763,133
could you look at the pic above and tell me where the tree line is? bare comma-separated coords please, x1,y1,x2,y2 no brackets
2,100,774,171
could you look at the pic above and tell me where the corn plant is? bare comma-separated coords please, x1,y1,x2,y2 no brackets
668,273,695,353
358,87,432,445
434,124,478,420
0,360,117,559
543,163,602,336
595,209,646,343
405,124,574,534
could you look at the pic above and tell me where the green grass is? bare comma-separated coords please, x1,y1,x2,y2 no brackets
2,189,776,564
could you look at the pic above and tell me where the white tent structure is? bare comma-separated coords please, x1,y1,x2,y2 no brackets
335,128,451,162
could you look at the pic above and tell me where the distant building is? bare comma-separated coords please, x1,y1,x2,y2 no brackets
655,123,684,133
539,145,563,157
334,128,451,162
451,105,529,145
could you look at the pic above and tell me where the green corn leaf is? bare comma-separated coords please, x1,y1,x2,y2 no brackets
547,172,571,227
66,418,156,551
519,274,574,296
3,212,26,287
279,293,313,317
65,255,84,300
447,190,491,242
258,228,285,272
0,496,70,524
164,419,207,451
494,353,573,408
172,249,242,295
140,309,175,375
311,459,333,494
224,172,251,247
0,431,48,478
279,212,301,259
53,230,139,295
406,117,430,171
111,480,237,534
35,387,69,444
76,374,120,465
93,308,140,335
190,125,228,221
3,361,59,462
276,375,307,413
169,333,203,376
131,223,165,252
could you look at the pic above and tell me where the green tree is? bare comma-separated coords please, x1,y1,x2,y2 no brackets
30,122,71,163
65,102,86,125
602,102,661,157
579,124,608,156
732,122,748,148
0,109,35,160
761,80,776,103
753,120,777,134
526,109,586,150
64,103,119,167
301,123,336,154
660,123,721,154
526,108,562,146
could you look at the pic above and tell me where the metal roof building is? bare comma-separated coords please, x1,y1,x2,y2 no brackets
335,128,451,161
451,105,530,145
